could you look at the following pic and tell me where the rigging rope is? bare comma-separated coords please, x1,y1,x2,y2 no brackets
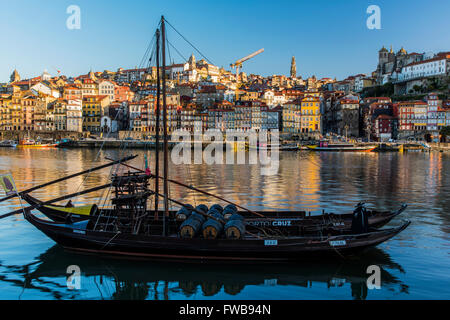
167,39,187,62
72,103,124,203
164,18,215,66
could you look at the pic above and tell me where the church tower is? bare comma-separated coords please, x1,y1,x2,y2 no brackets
188,54,196,70
290,56,297,78
10,69,20,83
88,70,97,81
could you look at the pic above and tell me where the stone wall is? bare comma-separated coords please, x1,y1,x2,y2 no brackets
118,131,154,140
0,130,85,141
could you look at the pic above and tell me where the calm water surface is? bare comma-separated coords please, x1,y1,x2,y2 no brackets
0,148,449,300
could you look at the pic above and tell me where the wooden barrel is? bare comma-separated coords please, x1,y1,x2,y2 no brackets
229,213,244,221
180,215,204,239
210,204,223,213
175,206,192,222
202,218,224,239
195,204,209,214
207,208,222,219
224,204,237,212
224,219,246,240
210,212,225,224
223,205,238,220
190,212,206,223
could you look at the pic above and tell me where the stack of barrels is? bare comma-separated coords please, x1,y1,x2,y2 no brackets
223,205,246,240
179,205,206,239
202,204,225,240
178,203,246,240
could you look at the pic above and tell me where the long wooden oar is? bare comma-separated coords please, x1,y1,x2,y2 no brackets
0,183,111,219
0,155,136,203
105,157,266,218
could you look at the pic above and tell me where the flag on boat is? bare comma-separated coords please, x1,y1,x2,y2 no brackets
0,174,17,196
144,155,151,176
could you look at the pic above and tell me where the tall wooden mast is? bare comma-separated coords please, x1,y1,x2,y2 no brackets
161,16,169,235
154,28,161,220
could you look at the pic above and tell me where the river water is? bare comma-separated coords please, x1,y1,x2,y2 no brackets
0,147,448,300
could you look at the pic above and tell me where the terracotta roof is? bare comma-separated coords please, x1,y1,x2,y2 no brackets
64,86,81,90
376,114,394,120
119,68,148,73
397,100,427,106
404,55,449,68
340,99,359,104
365,97,391,100
83,95,109,101
371,101,393,106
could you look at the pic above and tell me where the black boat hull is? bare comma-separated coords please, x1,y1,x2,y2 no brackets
24,210,410,262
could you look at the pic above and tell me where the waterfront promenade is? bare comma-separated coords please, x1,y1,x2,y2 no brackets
47,138,450,152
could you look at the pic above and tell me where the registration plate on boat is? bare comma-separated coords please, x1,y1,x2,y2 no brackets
264,240,278,246
329,240,346,246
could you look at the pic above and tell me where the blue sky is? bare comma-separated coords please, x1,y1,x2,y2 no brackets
1,0,449,82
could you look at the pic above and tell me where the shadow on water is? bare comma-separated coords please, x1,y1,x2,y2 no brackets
0,245,408,300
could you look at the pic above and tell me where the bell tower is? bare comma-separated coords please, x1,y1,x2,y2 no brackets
290,56,297,78
10,69,20,83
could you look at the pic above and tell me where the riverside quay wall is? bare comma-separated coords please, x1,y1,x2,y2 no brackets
0,130,85,141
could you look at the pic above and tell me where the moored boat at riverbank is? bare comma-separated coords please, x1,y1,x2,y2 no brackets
16,138,57,148
0,140,17,148
23,207,410,262
307,141,376,152
21,192,407,231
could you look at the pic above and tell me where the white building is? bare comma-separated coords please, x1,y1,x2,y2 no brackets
224,89,236,103
397,54,449,82
262,90,275,106
115,68,147,84
167,64,185,81
98,80,116,102
66,99,83,132
31,82,61,98
426,93,440,132
41,70,52,81
272,93,286,107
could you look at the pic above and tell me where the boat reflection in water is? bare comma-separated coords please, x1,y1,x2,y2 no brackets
0,245,408,300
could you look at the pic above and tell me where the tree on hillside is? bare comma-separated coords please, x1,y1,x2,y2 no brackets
413,85,422,93
426,77,439,91
440,126,450,137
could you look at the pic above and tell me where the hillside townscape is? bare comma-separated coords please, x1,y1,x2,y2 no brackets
1,47,449,143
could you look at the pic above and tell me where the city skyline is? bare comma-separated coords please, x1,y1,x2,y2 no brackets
1,0,450,82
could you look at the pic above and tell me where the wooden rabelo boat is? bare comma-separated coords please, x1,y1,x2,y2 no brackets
1,16,410,262
21,192,407,232
22,206,409,261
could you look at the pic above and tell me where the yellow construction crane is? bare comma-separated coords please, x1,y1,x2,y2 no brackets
230,48,264,83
